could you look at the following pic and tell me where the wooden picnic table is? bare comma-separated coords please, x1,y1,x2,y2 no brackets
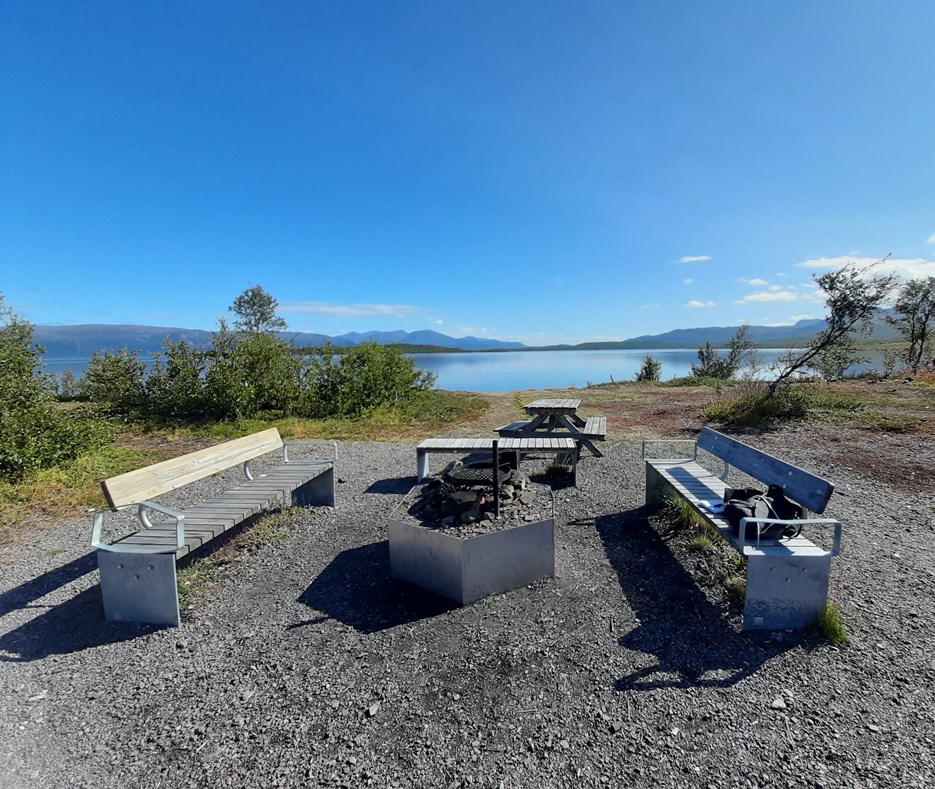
497,398,607,458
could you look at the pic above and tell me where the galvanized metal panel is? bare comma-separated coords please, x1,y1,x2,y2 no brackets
97,551,180,626
461,518,555,604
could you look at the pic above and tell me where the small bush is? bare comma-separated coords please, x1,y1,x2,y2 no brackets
81,348,148,412
0,301,113,481
815,603,847,645
635,355,662,382
690,534,714,553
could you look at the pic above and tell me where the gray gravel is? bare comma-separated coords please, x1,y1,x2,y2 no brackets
1,430,934,788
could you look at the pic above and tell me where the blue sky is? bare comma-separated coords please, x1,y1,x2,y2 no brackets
2,1,934,345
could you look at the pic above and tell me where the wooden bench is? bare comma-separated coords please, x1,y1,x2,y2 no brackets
416,437,579,485
91,428,335,626
643,427,842,630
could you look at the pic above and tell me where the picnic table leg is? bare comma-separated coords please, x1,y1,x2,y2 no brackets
556,415,603,458
568,413,586,428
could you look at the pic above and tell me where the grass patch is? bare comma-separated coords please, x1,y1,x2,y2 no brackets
664,495,706,531
177,508,299,615
702,385,863,427
814,602,848,645
176,390,488,443
724,575,746,600
0,443,170,544
542,463,574,481
690,534,715,553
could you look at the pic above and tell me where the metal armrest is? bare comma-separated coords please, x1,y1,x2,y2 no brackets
738,517,842,556
641,439,698,460
91,502,186,554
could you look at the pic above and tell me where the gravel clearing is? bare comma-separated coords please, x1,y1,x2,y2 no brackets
1,428,934,789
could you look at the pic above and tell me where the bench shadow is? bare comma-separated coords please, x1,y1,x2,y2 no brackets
589,506,802,690
365,477,416,495
0,576,159,663
296,540,457,633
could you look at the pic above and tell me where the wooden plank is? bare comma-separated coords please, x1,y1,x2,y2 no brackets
102,429,284,509
696,428,834,513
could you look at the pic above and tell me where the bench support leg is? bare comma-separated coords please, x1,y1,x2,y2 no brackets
644,462,669,508
97,550,180,627
416,450,430,483
744,554,832,630
293,466,336,507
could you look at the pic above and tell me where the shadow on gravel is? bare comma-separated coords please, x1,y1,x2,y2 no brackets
0,584,158,662
365,477,416,495
297,540,456,633
0,553,98,616
589,506,800,690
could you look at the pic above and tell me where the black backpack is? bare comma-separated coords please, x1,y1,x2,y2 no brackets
722,484,804,541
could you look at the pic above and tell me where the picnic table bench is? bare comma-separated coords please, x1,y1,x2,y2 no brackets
91,428,335,626
643,427,842,630
496,398,607,457
416,437,579,485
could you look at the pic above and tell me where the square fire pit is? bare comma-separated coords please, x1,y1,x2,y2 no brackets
387,467,555,605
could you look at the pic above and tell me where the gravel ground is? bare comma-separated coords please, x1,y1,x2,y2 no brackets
1,428,934,789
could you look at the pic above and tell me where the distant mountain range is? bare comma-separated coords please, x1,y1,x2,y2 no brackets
32,324,525,357
31,315,899,358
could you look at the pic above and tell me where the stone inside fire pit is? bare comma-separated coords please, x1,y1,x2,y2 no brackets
405,460,553,539
387,459,555,604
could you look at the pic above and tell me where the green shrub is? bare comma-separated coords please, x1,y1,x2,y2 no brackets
815,603,847,644
81,348,148,413
635,355,662,382
703,385,864,426
146,340,208,420
0,299,113,481
302,342,436,418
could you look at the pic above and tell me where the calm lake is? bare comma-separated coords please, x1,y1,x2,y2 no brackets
44,348,802,392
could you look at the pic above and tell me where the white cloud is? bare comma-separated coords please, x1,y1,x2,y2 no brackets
776,272,788,278
686,299,716,308
739,277,768,286
766,314,816,327
280,301,421,318
927,232,935,244
683,278,693,286
738,290,798,303
768,284,784,292
434,319,444,325
679,255,712,263
640,303,661,310
795,255,935,281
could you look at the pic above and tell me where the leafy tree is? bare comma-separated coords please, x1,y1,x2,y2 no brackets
635,355,662,382
769,260,895,394
886,276,935,373
229,285,287,333
691,324,754,380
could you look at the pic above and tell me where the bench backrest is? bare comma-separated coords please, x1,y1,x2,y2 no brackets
697,427,834,513
102,428,284,510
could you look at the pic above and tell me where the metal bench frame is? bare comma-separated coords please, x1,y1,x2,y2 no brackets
643,427,842,630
